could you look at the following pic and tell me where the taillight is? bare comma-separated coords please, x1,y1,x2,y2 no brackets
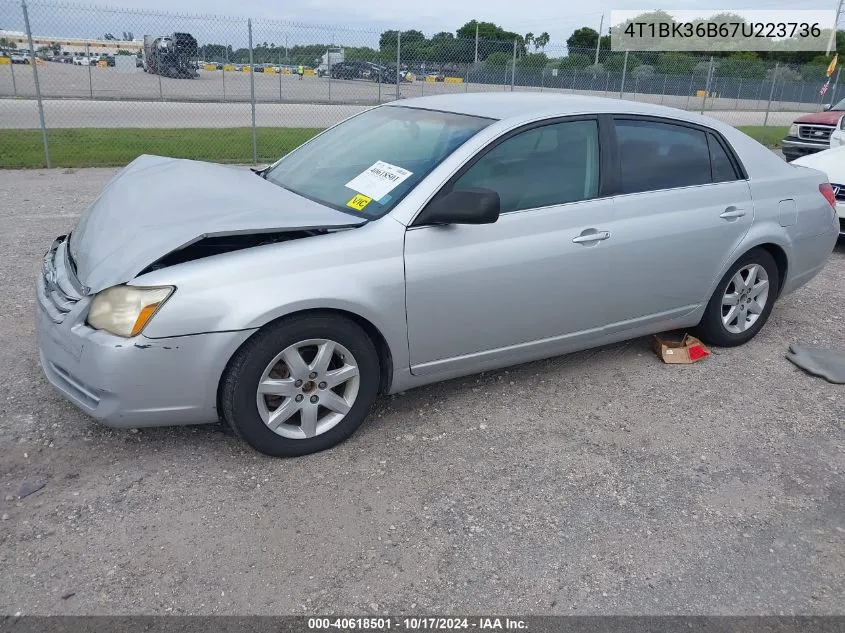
820,183,837,210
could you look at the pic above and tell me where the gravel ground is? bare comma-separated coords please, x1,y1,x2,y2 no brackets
0,167,843,616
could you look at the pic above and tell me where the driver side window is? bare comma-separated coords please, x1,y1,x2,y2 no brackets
451,119,600,214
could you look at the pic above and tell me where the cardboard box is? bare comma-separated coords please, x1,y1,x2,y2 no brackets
652,333,710,364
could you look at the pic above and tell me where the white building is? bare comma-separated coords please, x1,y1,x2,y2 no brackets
0,29,143,57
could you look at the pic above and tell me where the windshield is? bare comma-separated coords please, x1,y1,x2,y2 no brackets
263,105,493,218
831,98,845,111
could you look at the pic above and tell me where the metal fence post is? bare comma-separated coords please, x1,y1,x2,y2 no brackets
22,0,49,167
660,73,667,104
736,77,742,109
685,72,694,110
222,49,227,101
279,49,282,102
618,50,628,98
9,55,17,97
701,56,714,114
510,39,516,91
248,18,257,163
327,46,332,103
395,31,401,100
85,42,93,99
763,62,778,126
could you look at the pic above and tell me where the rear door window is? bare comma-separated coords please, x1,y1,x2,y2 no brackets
614,119,714,194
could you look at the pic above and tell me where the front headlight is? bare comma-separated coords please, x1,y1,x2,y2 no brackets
87,285,174,338
789,123,799,137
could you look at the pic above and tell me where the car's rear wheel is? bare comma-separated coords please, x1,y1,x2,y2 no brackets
220,313,380,457
694,248,780,347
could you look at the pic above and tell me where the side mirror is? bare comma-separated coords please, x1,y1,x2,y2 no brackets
414,188,500,226
823,103,832,111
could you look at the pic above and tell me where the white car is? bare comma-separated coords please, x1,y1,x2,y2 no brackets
831,127,845,148
793,144,845,235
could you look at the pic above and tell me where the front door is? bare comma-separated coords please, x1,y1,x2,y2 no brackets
403,117,619,377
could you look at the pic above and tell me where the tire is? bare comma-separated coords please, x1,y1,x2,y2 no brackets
694,248,780,347
220,313,380,457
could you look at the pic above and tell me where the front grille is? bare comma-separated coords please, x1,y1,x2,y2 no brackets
832,183,845,202
38,236,83,324
797,124,834,142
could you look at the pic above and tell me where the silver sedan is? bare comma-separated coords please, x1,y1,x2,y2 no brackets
36,93,840,456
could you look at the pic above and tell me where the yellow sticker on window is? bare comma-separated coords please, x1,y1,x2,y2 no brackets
346,193,372,211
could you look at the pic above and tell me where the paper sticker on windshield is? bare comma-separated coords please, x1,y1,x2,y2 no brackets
345,161,413,201
346,193,372,211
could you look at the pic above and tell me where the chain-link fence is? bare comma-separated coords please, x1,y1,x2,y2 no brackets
1,0,841,167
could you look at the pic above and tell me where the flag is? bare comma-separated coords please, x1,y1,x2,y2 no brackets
820,77,831,97
827,54,838,78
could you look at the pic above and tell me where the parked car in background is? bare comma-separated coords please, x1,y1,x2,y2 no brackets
36,94,839,457
792,144,845,235
782,100,845,161
830,124,845,148
10,52,29,64
330,61,371,80
370,64,414,83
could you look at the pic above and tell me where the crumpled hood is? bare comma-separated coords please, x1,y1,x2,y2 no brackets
69,154,366,293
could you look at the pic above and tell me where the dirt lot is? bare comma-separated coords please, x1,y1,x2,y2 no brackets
0,167,843,615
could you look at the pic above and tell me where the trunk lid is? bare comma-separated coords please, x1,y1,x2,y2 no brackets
69,155,366,293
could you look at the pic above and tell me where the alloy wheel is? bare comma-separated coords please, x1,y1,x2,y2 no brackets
721,264,770,334
255,338,360,439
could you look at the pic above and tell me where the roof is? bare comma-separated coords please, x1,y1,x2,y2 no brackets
393,91,713,124
389,91,790,182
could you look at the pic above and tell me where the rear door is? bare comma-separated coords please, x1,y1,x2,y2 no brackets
606,117,753,332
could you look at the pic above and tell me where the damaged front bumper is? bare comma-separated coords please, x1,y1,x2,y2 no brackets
36,237,256,428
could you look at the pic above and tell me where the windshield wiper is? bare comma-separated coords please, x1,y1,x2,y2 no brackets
251,166,268,179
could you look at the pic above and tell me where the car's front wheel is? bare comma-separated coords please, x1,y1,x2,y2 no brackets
694,248,780,347
220,313,380,457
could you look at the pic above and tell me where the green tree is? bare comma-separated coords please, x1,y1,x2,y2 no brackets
524,32,534,50
344,46,381,62
656,52,696,75
559,52,591,71
534,32,550,51
457,21,524,58
484,51,511,68
604,53,639,73
566,27,599,52
716,52,765,79
517,52,548,69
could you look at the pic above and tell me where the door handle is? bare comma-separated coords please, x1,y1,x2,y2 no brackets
720,206,746,220
572,230,611,244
